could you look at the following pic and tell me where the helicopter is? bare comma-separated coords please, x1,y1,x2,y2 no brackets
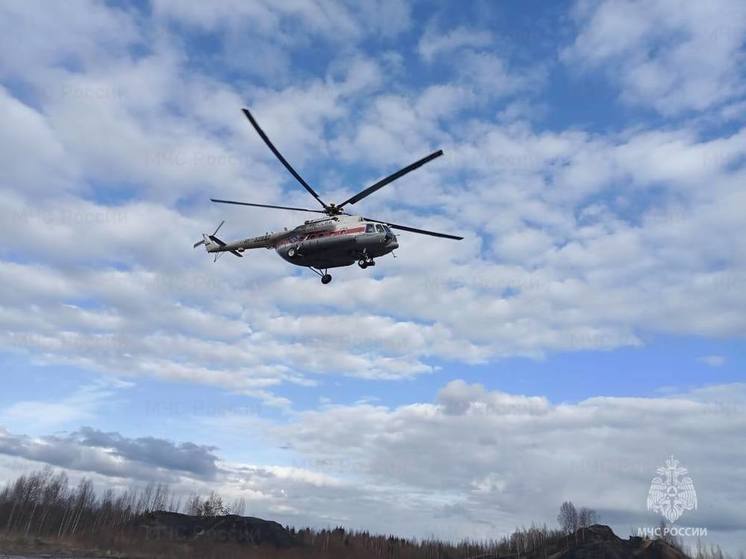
195,108,462,284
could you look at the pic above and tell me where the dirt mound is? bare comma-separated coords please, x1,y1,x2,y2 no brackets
136,510,298,548
545,524,689,559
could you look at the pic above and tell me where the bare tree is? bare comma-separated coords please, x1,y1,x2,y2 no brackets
577,507,598,543
557,501,579,534
201,492,227,516
186,494,203,516
578,507,598,528
230,496,247,517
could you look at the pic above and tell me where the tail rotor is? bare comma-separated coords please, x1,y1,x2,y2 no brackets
194,220,225,248
193,220,243,262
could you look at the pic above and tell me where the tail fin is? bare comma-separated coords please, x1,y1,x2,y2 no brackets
193,221,243,261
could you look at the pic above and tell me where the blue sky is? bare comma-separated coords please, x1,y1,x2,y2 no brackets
0,0,745,554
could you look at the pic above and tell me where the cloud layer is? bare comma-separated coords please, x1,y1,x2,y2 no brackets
1,382,744,547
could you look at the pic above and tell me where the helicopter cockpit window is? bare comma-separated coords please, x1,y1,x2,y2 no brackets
375,224,385,233
383,226,392,234
365,224,375,233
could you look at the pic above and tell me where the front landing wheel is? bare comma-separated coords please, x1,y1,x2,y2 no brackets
358,259,368,269
321,274,332,285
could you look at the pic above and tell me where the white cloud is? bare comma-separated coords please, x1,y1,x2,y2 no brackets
456,51,546,99
0,1,139,82
563,0,746,114
0,378,132,434
268,381,746,545
0,86,78,195
152,0,411,40
418,26,494,62
699,355,726,367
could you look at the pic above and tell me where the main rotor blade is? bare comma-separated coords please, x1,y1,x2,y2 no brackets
241,108,327,209
210,198,327,213
339,150,444,208
365,217,463,240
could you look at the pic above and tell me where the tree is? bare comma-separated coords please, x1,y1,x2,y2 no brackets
186,494,202,516
200,492,227,516
230,496,247,517
557,501,579,534
578,507,598,528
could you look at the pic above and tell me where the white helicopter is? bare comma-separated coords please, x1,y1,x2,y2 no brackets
195,109,462,284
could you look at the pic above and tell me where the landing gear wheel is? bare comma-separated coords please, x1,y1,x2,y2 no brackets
288,247,297,258
309,266,331,284
358,259,368,269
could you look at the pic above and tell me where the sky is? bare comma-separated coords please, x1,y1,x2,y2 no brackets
0,0,745,553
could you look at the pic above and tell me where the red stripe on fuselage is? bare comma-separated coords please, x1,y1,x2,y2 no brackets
277,226,366,247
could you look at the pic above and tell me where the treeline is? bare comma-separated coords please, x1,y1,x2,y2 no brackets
692,541,737,559
0,467,251,539
289,524,565,559
0,470,571,558
0,468,174,538
0,468,732,559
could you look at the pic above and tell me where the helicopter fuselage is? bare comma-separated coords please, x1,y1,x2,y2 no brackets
210,215,399,270
275,215,399,269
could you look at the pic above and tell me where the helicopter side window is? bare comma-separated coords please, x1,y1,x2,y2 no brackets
375,224,385,233
365,224,375,233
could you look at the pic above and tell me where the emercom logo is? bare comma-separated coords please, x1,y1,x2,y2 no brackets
636,456,707,539
646,455,698,523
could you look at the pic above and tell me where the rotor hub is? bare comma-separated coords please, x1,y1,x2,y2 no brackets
324,203,344,216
